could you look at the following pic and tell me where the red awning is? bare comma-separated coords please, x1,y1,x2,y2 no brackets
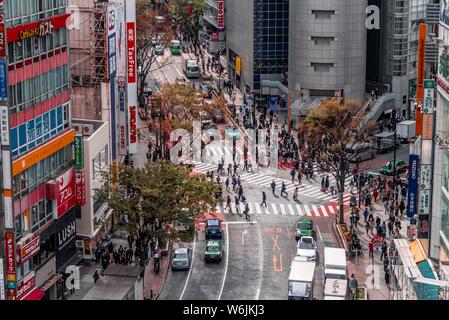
22,288,46,300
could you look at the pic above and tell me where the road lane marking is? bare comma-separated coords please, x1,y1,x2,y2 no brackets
279,203,287,215
296,204,304,216
179,233,196,300
328,206,335,214
271,235,281,252
311,205,319,217
287,204,295,215
271,204,279,215
304,206,312,216
320,205,329,217
316,225,323,241
254,202,262,214
218,223,230,300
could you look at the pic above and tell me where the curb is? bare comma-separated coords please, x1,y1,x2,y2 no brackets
154,242,173,300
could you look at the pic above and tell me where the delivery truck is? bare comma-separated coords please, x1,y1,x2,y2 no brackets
288,258,316,300
396,120,416,143
184,59,199,79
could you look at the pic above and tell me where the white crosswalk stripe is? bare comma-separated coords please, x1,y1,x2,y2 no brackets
320,205,329,217
254,202,262,214
311,205,319,217
279,203,287,215
271,203,279,215
296,204,304,217
304,206,312,217
287,204,295,215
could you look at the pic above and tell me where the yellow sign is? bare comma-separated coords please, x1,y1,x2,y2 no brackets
235,56,241,73
12,130,75,176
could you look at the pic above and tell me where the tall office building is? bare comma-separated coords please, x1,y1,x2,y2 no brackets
367,0,436,118
1,1,76,300
202,0,226,54
288,0,367,102
226,0,289,102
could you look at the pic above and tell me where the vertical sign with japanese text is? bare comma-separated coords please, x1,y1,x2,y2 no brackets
0,58,7,101
126,0,138,154
75,171,86,206
217,0,224,30
0,13,5,57
129,106,137,144
117,79,127,156
407,154,420,218
74,136,84,169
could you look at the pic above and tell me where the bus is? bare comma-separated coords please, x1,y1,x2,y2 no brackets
170,40,181,55
345,142,376,163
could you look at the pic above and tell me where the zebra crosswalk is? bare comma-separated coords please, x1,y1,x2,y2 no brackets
192,162,358,202
216,196,352,218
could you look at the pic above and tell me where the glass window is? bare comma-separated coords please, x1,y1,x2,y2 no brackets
15,41,24,61
31,205,39,227
8,43,14,64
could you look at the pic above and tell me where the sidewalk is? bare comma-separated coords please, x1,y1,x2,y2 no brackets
143,244,172,300
339,198,409,300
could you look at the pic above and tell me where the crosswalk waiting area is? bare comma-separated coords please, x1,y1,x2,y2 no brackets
193,162,358,202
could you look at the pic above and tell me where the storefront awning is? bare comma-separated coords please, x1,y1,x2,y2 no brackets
22,288,46,300
409,240,427,264
40,274,62,291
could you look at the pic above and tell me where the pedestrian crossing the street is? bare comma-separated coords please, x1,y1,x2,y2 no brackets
215,198,351,218
192,161,357,202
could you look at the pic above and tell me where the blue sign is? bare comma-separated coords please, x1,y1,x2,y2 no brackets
108,34,117,78
0,59,7,101
11,104,67,158
407,154,420,218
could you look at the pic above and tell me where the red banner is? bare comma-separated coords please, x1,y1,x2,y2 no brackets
217,0,224,30
130,106,137,143
19,236,40,264
0,13,6,57
16,272,36,300
75,171,86,206
5,232,15,275
7,13,70,43
56,168,76,218
127,22,136,84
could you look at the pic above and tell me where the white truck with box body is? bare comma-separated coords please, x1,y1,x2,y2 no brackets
323,247,347,282
396,120,416,143
288,258,316,300
184,59,199,79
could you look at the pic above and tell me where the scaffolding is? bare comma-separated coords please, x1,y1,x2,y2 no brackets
69,1,108,87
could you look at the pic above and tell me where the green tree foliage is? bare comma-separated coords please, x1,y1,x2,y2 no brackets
170,0,206,46
96,161,220,243
301,100,368,224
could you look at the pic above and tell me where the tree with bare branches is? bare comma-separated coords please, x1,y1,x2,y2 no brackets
136,3,175,104
301,99,370,224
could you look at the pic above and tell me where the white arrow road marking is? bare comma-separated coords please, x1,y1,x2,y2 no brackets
218,224,229,300
179,233,196,300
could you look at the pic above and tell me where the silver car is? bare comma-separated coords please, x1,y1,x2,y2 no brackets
171,248,192,270
296,236,317,262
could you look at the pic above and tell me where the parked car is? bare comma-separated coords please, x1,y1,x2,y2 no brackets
204,239,224,262
171,248,192,270
199,111,213,128
295,217,314,241
212,109,225,123
205,219,223,240
296,236,317,262
175,76,187,84
379,160,408,176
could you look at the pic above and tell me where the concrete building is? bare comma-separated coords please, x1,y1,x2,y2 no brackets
1,0,75,300
202,0,226,54
289,0,367,102
71,119,112,260
226,0,289,104
429,9,449,283
366,0,438,118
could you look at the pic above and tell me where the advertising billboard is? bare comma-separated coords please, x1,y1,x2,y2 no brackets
75,171,86,206
108,5,118,160
217,0,224,30
117,79,127,156
0,258,5,300
0,105,9,144
442,0,449,28
74,135,84,169
126,0,137,155
10,103,68,158
16,272,36,300
407,154,420,218
0,58,7,101
55,168,76,219
19,236,40,264
129,105,137,144
0,13,5,57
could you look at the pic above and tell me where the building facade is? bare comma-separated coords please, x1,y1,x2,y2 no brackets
202,0,225,54
1,0,75,300
226,0,289,100
367,0,434,118
430,11,449,281
289,0,367,102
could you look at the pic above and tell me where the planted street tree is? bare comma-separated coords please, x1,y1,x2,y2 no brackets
170,0,206,53
96,161,220,264
301,100,371,224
